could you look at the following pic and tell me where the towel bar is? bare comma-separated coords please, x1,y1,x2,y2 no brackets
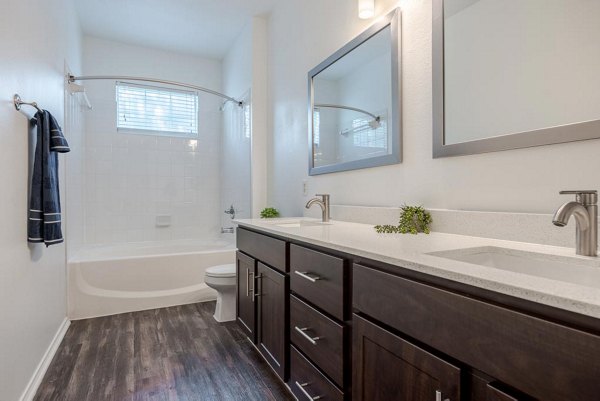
13,94,42,113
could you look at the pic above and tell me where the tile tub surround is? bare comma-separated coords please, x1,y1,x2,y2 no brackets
235,218,600,319
81,37,223,245
303,204,592,248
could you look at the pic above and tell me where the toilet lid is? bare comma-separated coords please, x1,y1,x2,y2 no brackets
206,264,236,278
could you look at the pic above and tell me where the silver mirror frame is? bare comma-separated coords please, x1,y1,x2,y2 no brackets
308,8,402,175
433,0,600,158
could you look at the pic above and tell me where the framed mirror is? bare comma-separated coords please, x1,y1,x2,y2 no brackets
308,9,401,175
433,0,600,158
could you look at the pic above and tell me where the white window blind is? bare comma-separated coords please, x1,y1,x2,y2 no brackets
116,82,198,137
352,116,387,148
313,108,321,146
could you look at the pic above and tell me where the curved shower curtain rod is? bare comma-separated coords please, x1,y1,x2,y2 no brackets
314,103,379,121
67,74,244,107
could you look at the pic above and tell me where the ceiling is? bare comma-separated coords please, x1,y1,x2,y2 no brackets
75,0,278,59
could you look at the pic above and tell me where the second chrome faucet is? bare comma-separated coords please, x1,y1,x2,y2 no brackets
553,190,597,256
305,194,330,222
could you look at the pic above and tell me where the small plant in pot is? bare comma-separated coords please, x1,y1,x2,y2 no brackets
375,205,432,234
260,207,280,219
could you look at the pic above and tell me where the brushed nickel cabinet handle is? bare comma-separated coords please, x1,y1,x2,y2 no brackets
294,326,321,345
436,390,450,401
252,274,262,302
295,381,322,400
246,269,254,297
294,271,321,283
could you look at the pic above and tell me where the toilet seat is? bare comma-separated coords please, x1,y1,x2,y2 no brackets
206,264,236,278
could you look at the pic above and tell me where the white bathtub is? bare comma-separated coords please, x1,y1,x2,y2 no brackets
68,239,236,319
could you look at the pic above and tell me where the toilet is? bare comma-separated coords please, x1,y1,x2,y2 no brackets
204,264,237,322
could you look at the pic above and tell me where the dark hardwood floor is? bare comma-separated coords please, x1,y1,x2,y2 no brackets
34,302,295,401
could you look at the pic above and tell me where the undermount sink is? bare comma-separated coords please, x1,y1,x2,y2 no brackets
264,219,332,228
428,246,600,289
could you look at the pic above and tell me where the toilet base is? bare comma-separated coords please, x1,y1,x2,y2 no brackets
212,288,236,322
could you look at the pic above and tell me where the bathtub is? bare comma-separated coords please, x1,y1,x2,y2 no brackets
68,238,236,319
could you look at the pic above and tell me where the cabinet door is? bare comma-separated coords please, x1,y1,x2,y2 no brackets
236,251,256,342
353,314,461,401
257,262,288,380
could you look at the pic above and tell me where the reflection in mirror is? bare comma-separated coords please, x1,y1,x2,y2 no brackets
309,9,401,175
433,0,600,157
313,26,391,168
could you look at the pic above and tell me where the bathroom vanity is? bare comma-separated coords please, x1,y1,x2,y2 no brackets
235,219,600,401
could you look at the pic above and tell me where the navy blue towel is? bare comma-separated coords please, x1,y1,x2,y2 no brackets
28,110,70,246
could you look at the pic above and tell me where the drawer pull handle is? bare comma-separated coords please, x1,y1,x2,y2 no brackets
295,381,323,400
435,390,450,401
294,326,321,345
295,271,321,283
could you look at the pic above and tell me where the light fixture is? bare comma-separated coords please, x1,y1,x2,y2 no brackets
358,0,375,19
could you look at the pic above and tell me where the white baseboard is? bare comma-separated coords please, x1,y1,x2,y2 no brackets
19,318,70,401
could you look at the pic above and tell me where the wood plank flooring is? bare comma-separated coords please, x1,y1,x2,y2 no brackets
34,302,295,401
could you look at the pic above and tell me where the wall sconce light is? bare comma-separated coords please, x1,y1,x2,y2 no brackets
358,0,375,19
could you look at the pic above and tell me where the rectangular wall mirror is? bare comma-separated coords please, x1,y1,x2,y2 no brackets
308,8,401,175
433,0,600,158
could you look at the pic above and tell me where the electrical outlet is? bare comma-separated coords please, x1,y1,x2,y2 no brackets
302,180,308,196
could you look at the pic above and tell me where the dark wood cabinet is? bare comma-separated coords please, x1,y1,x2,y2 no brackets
256,262,288,380
290,346,344,401
290,244,348,320
236,251,256,342
353,263,600,401
353,314,461,401
486,385,520,401
237,226,600,401
469,373,528,401
237,227,288,272
290,295,346,387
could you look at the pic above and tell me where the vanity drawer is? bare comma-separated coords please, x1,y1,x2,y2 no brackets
290,244,347,320
290,346,344,401
237,227,287,272
353,263,600,401
290,295,346,387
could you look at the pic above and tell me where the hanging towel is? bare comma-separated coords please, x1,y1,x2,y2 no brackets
28,110,70,246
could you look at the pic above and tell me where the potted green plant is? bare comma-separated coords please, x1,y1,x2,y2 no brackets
260,207,280,219
375,205,432,234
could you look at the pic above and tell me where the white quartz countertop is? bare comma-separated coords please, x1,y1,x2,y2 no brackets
234,217,600,319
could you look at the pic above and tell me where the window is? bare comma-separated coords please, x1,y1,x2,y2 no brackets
352,116,387,148
244,102,251,139
313,108,321,146
116,82,198,137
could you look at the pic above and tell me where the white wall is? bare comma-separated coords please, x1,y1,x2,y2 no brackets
82,37,223,244
268,0,600,217
65,66,86,258
0,1,81,400
445,0,600,143
222,23,253,226
222,17,269,218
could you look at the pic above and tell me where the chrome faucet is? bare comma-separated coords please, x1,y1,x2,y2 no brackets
553,190,597,256
224,205,236,219
305,194,330,222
